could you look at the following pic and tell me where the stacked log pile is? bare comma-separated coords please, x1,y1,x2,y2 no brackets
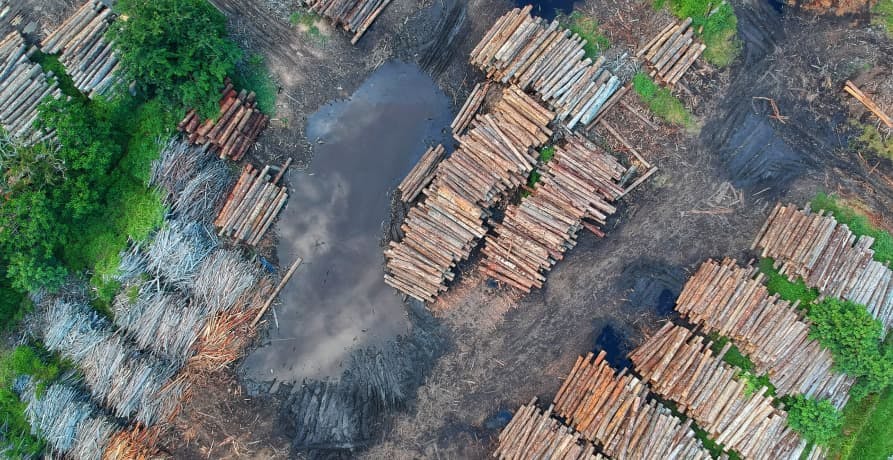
494,399,606,460
178,82,270,161
384,85,554,302
552,351,712,459
752,203,893,333
629,323,806,459
214,163,289,245
40,0,121,98
451,82,490,135
0,32,60,143
481,133,626,292
306,0,394,44
636,18,706,86
676,258,853,408
397,144,445,203
470,6,621,129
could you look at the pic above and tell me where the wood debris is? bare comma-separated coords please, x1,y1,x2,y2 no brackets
384,85,554,302
752,203,893,333
397,144,445,203
451,82,490,135
40,0,122,98
553,351,713,459
481,133,627,292
470,6,621,129
494,398,606,460
676,258,853,409
843,80,893,128
636,17,706,87
0,31,61,143
306,0,394,45
629,323,807,459
214,163,289,246
178,80,270,161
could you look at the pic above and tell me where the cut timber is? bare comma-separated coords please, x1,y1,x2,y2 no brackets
0,32,61,144
251,257,303,327
638,18,704,87
397,144,446,203
493,398,606,460
214,164,289,245
843,80,893,128
306,0,395,44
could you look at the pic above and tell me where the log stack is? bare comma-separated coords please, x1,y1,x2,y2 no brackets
636,18,706,87
676,258,853,409
178,81,270,161
451,82,490,135
0,32,61,143
629,323,807,460
481,133,626,292
752,203,893,334
494,399,606,460
214,163,288,246
397,144,445,203
470,7,621,129
384,85,554,302
40,0,121,98
553,351,713,459
306,0,394,44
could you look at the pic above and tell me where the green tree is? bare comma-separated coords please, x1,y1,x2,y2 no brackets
107,0,241,117
785,395,843,446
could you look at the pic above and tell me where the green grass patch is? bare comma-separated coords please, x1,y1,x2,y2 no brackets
0,278,30,332
829,380,893,459
632,72,696,129
874,0,893,37
29,51,83,99
290,10,325,41
653,0,740,67
758,258,820,306
525,146,557,192
562,11,610,59
855,123,893,160
709,334,776,396
233,54,278,116
0,345,65,458
811,193,893,265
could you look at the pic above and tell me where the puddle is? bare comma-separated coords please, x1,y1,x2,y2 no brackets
593,324,633,370
241,61,453,383
517,0,580,20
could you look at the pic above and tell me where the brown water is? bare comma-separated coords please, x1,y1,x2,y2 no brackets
241,61,453,383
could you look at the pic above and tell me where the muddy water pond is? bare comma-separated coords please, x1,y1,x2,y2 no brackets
241,61,453,383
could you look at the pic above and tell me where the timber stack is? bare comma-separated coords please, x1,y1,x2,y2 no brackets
752,203,893,333
676,258,853,408
397,144,445,203
451,82,490,135
470,6,621,129
629,323,806,459
40,0,121,98
481,133,626,292
494,398,605,460
553,350,713,459
178,81,270,161
384,85,554,302
214,163,289,246
305,0,394,44
0,32,60,143
636,18,706,86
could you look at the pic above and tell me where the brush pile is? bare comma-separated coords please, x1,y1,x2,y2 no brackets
214,163,289,245
178,82,269,161
145,221,218,289
0,32,60,143
305,0,394,44
397,144,445,203
451,82,489,135
637,18,706,86
552,351,711,459
752,203,893,333
470,6,621,129
384,85,554,302
494,399,605,460
481,133,626,292
191,248,261,314
676,258,853,408
40,0,121,98
629,323,806,459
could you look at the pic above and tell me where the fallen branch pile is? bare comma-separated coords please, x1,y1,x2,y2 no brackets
481,133,626,292
629,323,806,459
752,203,893,333
451,82,490,135
676,258,853,408
0,32,60,143
494,398,605,460
178,82,270,161
214,163,289,245
552,351,712,459
306,0,394,44
145,221,218,289
397,144,445,203
470,6,621,129
843,80,893,129
40,0,121,98
384,85,554,301
636,18,706,87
